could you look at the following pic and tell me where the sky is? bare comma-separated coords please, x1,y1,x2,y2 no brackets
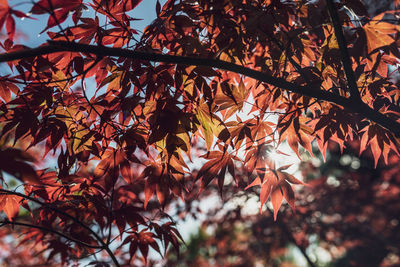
10,0,163,46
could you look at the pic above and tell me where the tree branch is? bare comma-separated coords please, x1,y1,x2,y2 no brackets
266,206,317,267
0,41,399,136
278,220,317,267
0,189,120,267
326,0,362,102
0,220,103,249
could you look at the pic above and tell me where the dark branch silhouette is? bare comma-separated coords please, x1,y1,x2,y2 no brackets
0,40,399,136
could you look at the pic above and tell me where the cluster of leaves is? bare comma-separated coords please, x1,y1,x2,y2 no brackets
0,0,399,265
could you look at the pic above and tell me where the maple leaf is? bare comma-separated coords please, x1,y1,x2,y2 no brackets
359,122,399,167
30,0,83,32
278,116,314,158
140,161,186,208
0,193,22,220
214,79,248,120
197,151,238,195
363,12,399,54
0,148,41,185
246,166,305,220
0,79,19,102
195,101,227,150
0,0,19,41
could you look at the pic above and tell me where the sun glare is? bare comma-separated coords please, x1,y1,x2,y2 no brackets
266,144,302,174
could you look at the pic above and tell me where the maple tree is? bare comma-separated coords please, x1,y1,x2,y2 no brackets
0,0,399,265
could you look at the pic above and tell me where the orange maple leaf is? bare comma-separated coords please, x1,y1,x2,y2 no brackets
0,194,21,220
363,13,399,54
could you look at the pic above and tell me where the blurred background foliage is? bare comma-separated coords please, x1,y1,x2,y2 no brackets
162,139,400,267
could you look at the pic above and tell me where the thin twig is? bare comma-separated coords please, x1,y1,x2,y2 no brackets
0,220,103,249
0,189,120,267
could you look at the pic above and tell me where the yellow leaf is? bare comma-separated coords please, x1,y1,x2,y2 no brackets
196,102,225,150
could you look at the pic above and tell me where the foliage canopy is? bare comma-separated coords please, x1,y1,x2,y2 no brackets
0,0,399,265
